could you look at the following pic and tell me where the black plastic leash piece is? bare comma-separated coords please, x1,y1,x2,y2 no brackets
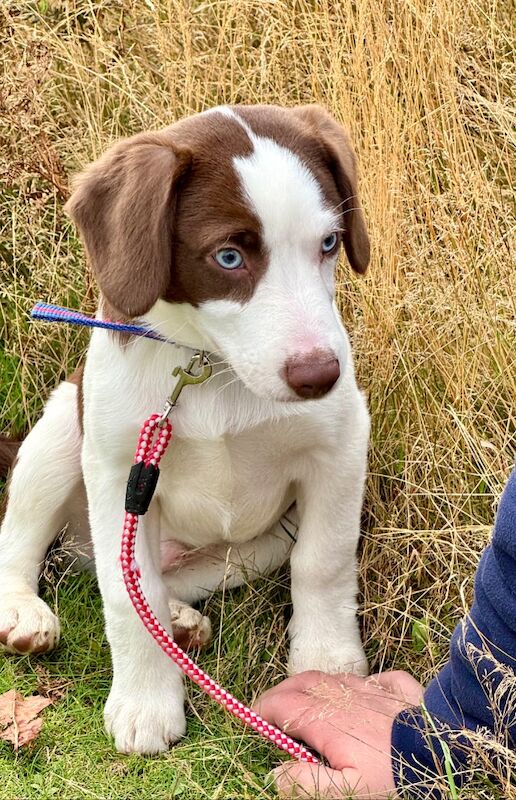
125,462,160,515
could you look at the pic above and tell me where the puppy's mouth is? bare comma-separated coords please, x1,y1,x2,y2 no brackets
207,339,340,404
218,369,317,404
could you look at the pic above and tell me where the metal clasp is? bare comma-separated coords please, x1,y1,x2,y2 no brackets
159,351,212,425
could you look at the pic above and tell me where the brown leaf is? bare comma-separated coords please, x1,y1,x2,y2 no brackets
34,664,68,701
0,689,52,749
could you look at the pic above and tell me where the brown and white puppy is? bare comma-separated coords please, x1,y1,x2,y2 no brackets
0,104,370,754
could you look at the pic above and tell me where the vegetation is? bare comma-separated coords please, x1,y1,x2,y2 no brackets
0,1,514,797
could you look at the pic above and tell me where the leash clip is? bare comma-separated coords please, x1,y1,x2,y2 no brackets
159,351,212,425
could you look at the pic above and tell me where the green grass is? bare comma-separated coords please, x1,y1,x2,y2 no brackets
0,569,292,800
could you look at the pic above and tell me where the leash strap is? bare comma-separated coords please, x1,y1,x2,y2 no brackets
31,302,175,345
121,414,318,764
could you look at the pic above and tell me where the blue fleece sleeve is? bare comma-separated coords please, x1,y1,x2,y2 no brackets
391,467,516,797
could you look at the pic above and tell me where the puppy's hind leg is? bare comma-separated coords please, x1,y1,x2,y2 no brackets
162,512,297,647
0,379,83,654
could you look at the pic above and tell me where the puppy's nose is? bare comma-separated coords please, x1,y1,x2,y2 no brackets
285,352,340,399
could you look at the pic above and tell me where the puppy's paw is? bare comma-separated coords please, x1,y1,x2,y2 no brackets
169,600,212,650
288,637,368,677
105,681,186,754
0,592,60,654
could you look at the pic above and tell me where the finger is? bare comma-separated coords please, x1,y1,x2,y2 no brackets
272,761,386,799
256,688,346,759
375,671,424,705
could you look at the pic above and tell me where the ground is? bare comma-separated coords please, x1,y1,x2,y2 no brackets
0,1,514,798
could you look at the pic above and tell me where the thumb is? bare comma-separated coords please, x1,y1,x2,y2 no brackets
376,670,424,706
271,760,364,799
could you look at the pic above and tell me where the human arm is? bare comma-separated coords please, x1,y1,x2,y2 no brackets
257,467,516,797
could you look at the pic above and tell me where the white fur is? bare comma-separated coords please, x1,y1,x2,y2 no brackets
0,107,370,753
0,381,83,653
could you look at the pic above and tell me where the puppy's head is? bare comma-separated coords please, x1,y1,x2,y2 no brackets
66,105,369,402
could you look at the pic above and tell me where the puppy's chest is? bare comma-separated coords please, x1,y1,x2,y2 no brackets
156,429,295,546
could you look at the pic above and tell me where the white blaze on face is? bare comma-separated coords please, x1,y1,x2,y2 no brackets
198,108,349,401
234,137,337,252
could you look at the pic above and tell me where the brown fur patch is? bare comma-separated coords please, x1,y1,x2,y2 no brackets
64,114,261,317
167,115,266,306
66,365,84,434
0,436,21,481
65,133,192,318
0,436,21,524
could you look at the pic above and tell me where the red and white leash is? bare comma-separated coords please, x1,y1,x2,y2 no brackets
31,302,318,763
121,412,317,762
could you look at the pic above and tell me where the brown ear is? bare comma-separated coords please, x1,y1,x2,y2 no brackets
65,132,191,317
294,105,370,274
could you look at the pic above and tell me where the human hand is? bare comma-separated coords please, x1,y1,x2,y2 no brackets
256,670,423,799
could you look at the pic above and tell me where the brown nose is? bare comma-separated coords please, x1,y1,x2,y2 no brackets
285,352,340,399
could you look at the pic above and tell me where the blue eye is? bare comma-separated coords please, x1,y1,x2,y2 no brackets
321,232,338,254
213,248,243,269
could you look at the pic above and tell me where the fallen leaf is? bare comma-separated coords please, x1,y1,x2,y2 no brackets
0,689,52,749
34,664,69,701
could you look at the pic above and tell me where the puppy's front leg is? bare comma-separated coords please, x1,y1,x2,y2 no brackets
288,400,369,677
84,459,185,754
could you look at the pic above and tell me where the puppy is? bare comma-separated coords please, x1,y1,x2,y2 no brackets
0,104,370,754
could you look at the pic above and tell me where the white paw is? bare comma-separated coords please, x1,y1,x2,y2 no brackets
0,592,60,654
169,600,212,650
288,636,368,677
105,680,186,754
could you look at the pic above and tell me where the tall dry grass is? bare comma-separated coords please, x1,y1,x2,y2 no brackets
0,0,515,796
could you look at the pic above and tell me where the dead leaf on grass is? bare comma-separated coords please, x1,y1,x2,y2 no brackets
0,689,52,749
34,663,69,701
